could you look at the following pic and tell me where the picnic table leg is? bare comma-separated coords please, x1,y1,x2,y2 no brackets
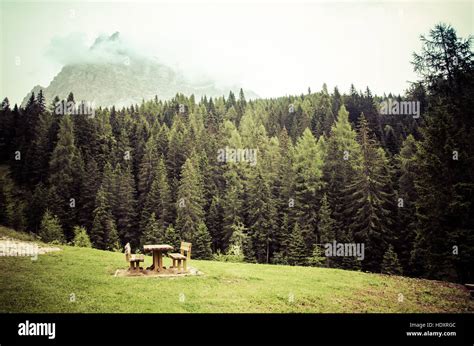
158,251,163,272
153,251,159,271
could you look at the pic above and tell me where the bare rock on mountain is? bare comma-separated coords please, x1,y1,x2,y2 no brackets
23,32,258,107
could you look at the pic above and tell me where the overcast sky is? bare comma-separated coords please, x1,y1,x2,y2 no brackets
1,0,472,104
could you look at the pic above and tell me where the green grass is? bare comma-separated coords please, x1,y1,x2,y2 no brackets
0,226,471,313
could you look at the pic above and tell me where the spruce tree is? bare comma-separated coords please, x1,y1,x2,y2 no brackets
28,182,48,233
221,169,244,251
176,157,205,241
381,245,403,275
292,128,325,252
140,156,172,234
48,115,83,237
192,222,213,259
39,210,64,243
323,105,361,247
395,135,418,273
72,226,92,248
207,195,223,252
79,159,101,231
163,224,180,250
317,194,335,244
247,168,277,263
91,187,120,250
141,213,164,245
113,164,137,247
411,24,474,282
0,98,13,163
137,134,158,208
345,114,394,272
1,174,27,231
287,223,306,266
26,111,53,186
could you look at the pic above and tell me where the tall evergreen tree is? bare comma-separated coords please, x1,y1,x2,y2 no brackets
48,115,83,238
113,164,137,247
176,157,205,241
247,168,277,263
78,159,101,231
323,105,361,257
287,223,306,266
192,222,213,259
292,128,325,252
90,187,120,250
411,24,474,282
395,135,418,273
318,194,335,244
345,114,394,272
221,169,244,251
140,156,172,234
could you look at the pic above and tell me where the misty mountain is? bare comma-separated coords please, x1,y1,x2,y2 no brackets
23,32,258,108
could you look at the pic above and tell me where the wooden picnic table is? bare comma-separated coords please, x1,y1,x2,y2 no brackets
143,244,173,272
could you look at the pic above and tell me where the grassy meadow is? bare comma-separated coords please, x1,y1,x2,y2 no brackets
0,226,471,313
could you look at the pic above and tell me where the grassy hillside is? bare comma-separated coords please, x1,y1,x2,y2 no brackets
0,226,471,313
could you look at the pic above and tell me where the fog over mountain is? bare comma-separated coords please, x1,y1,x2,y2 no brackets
23,32,258,107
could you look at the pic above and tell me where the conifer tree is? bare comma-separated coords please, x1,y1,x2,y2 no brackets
395,135,418,273
79,159,101,231
167,115,189,189
247,168,277,263
113,164,137,246
345,114,394,272
308,244,326,267
411,24,474,282
138,135,158,208
1,174,27,231
163,224,180,250
72,226,92,248
287,223,306,266
192,222,213,259
176,157,205,240
318,194,335,244
323,105,361,244
381,245,403,275
0,98,13,163
221,169,244,251
48,115,83,237
39,210,64,243
26,111,52,186
28,182,48,233
141,212,164,245
91,187,120,250
292,128,325,252
140,156,172,234
207,195,223,252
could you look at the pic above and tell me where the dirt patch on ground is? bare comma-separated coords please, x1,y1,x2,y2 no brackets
114,266,203,278
0,237,61,257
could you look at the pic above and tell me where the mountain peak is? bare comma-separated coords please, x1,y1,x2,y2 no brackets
23,32,258,107
90,32,123,51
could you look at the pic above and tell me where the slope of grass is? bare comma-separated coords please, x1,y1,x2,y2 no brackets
0,227,471,313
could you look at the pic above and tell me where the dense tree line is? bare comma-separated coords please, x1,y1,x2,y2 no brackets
0,24,472,282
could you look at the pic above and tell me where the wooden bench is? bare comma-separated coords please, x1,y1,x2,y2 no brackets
125,243,144,270
169,242,192,273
